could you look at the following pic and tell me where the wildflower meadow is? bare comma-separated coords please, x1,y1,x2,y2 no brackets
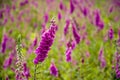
0,0,120,80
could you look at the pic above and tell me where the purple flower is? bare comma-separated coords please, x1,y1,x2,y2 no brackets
33,20,57,64
43,12,49,23
59,1,64,10
3,52,14,69
115,53,120,78
72,23,80,44
1,34,8,53
67,40,76,50
98,48,106,68
49,62,58,77
94,9,104,30
118,29,120,40
70,0,75,14
58,11,62,21
65,47,72,62
28,37,37,54
64,19,70,35
23,63,30,79
82,7,88,16
108,27,114,40
20,0,29,6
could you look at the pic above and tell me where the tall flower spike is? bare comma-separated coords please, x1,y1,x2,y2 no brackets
98,48,106,69
1,34,8,53
49,62,58,77
108,27,114,40
15,34,25,80
70,0,75,14
34,19,58,64
65,47,72,62
72,22,80,44
64,19,70,35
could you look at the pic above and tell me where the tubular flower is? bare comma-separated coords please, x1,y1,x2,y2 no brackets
108,27,114,40
1,34,8,53
34,20,58,64
98,48,106,68
70,0,75,14
94,9,104,30
65,47,72,62
49,62,58,77
23,62,30,79
72,23,80,44
64,19,70,35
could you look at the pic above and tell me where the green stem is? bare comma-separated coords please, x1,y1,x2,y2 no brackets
34,64,37,80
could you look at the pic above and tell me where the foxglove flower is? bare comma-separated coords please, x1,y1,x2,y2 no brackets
115,52,120,78
43,12,49,23
59,0,64,10
67,40,76,50
98,48,106,68
118,29,120,40
49,62,58,77
94,10,104,30
70,0,75,14
1,34,8,53
65,47,72,62
64,19,70,35
34,20,58,64
23,62,30,79
20,0,29,6
58,11,62,21
28,37,37,54
108,27,114,40
72,23,80,44
3,53,14,69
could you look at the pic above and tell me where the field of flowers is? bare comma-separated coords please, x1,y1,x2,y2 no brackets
0,0,120,80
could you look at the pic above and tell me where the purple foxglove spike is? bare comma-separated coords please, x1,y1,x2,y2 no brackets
70,0,75,14
109,6,113,13
1,34,8,53
72,23,80,44
98,48,106,68
118,29,120,40
49,62,58,77
59,0,64,10
33,20,57,64
67,40,76,50
66,47,72,62
20,0,29,6
58,11,62,21
64,19,70,35
82,7,88,16
23,63,30,79
3,52,14,69
108,27,114,40
44,12,49,23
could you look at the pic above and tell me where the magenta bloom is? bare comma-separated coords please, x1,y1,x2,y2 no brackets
94,10,104,30
49,62,58,77
64,19,70,35
70,0,75,14
23,63,30,79
1,34,8,53
3,53,14,69
115,52,120,78
65,47,72,62
34,21,57,64
20,0,29,6
108,27,114,40
98,48,106,68
58,11,62,21
118,29,120,39
72,23,80,44
43,12,49,23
